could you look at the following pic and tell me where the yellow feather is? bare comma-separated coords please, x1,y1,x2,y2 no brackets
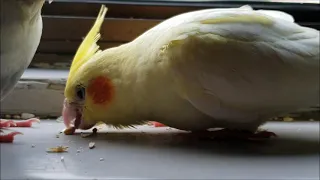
68,5,108,81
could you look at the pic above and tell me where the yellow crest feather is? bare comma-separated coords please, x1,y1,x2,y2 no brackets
68,5,107,80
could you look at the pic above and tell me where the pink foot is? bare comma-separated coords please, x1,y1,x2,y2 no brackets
0,118,40,128
14,118,40,127
0,131,23,143
150,121,167,127
192,128,277,141
0,120,16,128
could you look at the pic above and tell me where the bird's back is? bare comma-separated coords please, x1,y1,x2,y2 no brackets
135,5,319,130
164,6,319,122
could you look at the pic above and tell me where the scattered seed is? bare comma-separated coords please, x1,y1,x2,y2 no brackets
77,149,81,153
99,158,104,161
81,128,98,138
61,156,64,161
64,127,75,135
56,134,60,138
89,142,95,149
46,146,69,153
81,133,91,138
31,144,35,148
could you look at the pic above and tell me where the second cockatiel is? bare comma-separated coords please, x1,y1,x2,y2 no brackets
63,5,319,139
0,0,53,142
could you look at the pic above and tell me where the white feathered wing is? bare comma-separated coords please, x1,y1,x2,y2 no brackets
154,5,319,130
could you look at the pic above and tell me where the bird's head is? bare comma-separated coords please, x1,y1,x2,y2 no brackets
63,5,111,131
63,53,119,131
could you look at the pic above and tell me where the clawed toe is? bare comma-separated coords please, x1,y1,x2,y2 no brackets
0,131,23,143
0,118,40,128
14,118,41,127
0,120,16,128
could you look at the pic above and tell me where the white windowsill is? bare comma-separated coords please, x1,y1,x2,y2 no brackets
1,68,69,118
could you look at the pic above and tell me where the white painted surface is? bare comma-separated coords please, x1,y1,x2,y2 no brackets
21,68,69,80
1,121,319,180
1,69,68,117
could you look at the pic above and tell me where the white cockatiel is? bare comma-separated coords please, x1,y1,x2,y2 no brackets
63,5,319,140
0,0,51,142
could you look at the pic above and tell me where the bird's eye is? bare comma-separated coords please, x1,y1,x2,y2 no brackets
76,86,85,100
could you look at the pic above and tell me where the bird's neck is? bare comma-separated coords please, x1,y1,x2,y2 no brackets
1,0,44,24
89,43,156,123
112,41,174,116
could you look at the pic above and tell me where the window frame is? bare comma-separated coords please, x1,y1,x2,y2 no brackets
33,0,320,69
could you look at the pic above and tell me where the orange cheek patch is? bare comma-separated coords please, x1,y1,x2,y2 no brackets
87,76,114,105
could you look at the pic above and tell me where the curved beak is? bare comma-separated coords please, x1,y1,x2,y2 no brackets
62,98,95,130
